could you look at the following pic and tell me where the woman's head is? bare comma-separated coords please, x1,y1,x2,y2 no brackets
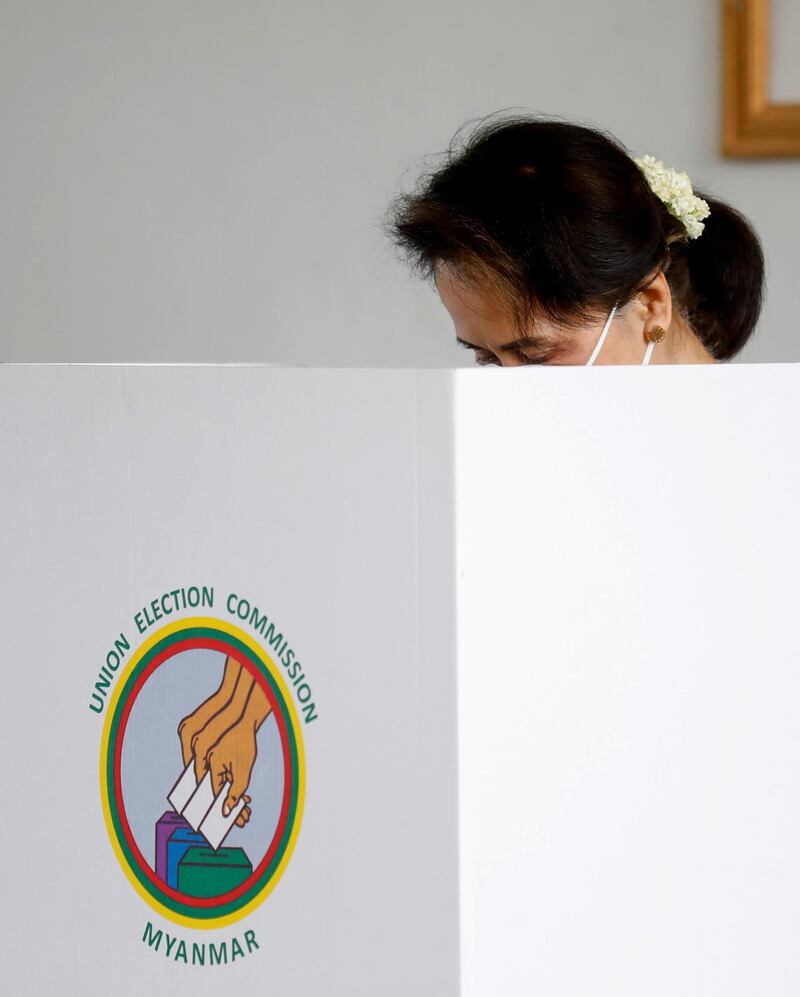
385,113,765,364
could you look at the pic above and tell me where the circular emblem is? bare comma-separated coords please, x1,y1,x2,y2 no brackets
100,617,305,929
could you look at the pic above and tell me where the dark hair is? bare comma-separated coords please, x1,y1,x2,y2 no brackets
384,112,765,360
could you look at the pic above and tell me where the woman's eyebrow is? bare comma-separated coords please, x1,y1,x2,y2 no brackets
456,337,481,350
456,335,551,352
496,334,551,351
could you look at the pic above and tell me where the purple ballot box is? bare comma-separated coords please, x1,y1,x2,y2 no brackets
155,810,190,882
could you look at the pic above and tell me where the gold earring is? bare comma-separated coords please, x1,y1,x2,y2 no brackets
645,324,666,343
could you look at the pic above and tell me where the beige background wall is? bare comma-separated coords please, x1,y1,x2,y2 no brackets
1,0,797,365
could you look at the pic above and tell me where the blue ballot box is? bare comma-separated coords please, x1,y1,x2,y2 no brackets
166,826,208,890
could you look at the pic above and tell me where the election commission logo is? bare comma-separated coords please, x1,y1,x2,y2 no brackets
100,616,306,929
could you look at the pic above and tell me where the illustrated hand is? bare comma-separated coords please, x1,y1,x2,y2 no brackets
177,658,272,829
206,684,272,827
190,671,254,783
207,719,259,827
178,656,242,767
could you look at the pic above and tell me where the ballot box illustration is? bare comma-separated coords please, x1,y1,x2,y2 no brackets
154,811,190,882
3,363,800,997
176,846,252,897
165,826,208,889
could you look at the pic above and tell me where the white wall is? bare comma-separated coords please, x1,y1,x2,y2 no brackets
1,0,797,365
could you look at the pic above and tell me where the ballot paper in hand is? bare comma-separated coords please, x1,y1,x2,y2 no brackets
167,761,198,814
167,762,246,851
182,771,216,832
199,782,247,851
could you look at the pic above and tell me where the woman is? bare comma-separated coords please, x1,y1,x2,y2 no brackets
385,113,764,366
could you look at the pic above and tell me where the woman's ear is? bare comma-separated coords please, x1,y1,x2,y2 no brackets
635,270,673,336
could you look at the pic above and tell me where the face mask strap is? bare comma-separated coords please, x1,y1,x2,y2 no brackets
585,303,618,366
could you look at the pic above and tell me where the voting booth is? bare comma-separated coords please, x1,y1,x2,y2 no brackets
2,363,799,996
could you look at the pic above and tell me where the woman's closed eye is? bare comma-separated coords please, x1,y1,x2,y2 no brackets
467,344,554,366
517,351,553,365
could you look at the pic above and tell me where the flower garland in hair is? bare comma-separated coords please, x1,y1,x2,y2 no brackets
633,154,710,239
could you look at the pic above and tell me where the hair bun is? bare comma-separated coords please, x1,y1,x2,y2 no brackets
679,193,765,360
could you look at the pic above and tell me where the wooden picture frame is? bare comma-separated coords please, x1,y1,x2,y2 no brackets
723,0,800,157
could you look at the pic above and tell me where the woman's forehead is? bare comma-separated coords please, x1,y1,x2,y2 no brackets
434,267,510,331
434,266,560,351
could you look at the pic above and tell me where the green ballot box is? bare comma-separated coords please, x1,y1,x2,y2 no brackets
177,846,253,897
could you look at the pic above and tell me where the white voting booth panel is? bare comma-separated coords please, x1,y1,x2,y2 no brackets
0,366,458,997
455,363,800,996
1,363,799,996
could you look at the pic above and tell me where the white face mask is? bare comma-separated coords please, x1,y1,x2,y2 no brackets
585,304,655,366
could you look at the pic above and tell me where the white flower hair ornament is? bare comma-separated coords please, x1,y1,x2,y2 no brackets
633,154,711,240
